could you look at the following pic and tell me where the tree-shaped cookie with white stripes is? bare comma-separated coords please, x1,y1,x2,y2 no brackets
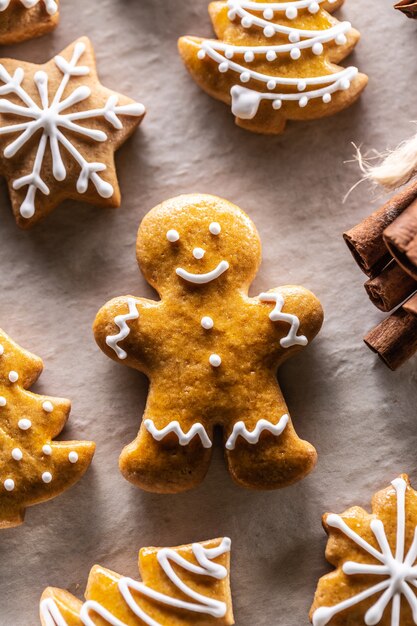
40,537,234,626
94,194,323,493
179,0,368,134
0,0,59,45
310,475,417,626
0,328,95,528
0,37,145,228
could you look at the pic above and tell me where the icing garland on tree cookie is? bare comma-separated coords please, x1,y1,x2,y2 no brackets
179,0,368,133
40,538,234,626
0,37,145,228
0,328,95,528
0,0,57,14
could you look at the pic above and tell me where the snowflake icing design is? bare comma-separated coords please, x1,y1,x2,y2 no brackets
0,40,144,219
313,478,417,626
0,0,58,15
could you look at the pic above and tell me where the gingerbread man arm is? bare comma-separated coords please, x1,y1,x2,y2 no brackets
256,285,324,363
93,296,160,374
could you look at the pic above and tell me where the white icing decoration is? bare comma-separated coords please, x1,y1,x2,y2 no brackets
40,538,231,626
11,448,22,461
4,478,15,491
18,418,31,430
176,260,229,284
106,297,139,360
313,478,417,626
209,354,222,367
227,0,339,36
8,370,18,382
259,292,308,348
166,229,180,242
68,451,78,464
209,222,221,235
193,247,205,259
42,471,52,483
42,444,52,455
0,0,58,14
42,400,53,412
196,0,358,120
144,419,212,449
225,413,288,450
0,41,145,219
0,396,6,406
0,344,4,355
201,316,214,329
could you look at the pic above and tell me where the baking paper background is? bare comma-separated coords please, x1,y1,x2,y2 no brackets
0,1,416,624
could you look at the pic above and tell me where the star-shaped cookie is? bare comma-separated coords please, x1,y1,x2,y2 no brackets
0,36,145,228
0,0,60,46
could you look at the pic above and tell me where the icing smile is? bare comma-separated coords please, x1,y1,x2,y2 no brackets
176,260,229,284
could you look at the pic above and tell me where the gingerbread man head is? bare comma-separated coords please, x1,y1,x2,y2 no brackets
137,194,261,296
94,194,323,493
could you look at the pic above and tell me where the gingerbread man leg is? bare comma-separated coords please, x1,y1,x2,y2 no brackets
224,385,317,490
119,400,213,494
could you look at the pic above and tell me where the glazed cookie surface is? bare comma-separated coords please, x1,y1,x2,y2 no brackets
94,194,324,493
178,0,368,134
40,537,234,626
0,0,59,45
0,36,145,228
0,328,95,528
310,474,417,625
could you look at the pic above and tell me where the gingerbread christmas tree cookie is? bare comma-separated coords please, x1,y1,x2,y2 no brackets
94,194,323,493
0,0,59,46
178,0,368,134
40,537,234,626
0,36,145,228
0,328,95,528
310,475,417,625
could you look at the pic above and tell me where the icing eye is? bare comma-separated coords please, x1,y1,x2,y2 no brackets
166,229,180,243
209,222,221,235
193,247,205,259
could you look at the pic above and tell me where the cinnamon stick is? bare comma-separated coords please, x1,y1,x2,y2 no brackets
343,179,417,277
364,260,417,312
395,0,417,17
404,293,417,316
383,198,417,281
364,307,417,370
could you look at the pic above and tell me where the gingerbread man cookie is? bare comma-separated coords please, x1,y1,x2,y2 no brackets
310,475,417,625
40,537,234,626
0,0,59,46
0,328,95,528
0,37,145,228
94,194,323,493
178,0,368,134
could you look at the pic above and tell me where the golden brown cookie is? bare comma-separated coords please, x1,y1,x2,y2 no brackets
178,0,368,134
310,474,417,625
0,36,145,228
40,537,234,626
93,194,323,493
0,0,59,45
0,328,95,528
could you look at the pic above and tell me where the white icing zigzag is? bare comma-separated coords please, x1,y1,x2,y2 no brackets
196,0,358,119
41,538,231,626
0,0,57,14
144,419,212,449
259,292,308,348
0,40,145,219
225,413,288,450
106,298,140,360
313,478,417,626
